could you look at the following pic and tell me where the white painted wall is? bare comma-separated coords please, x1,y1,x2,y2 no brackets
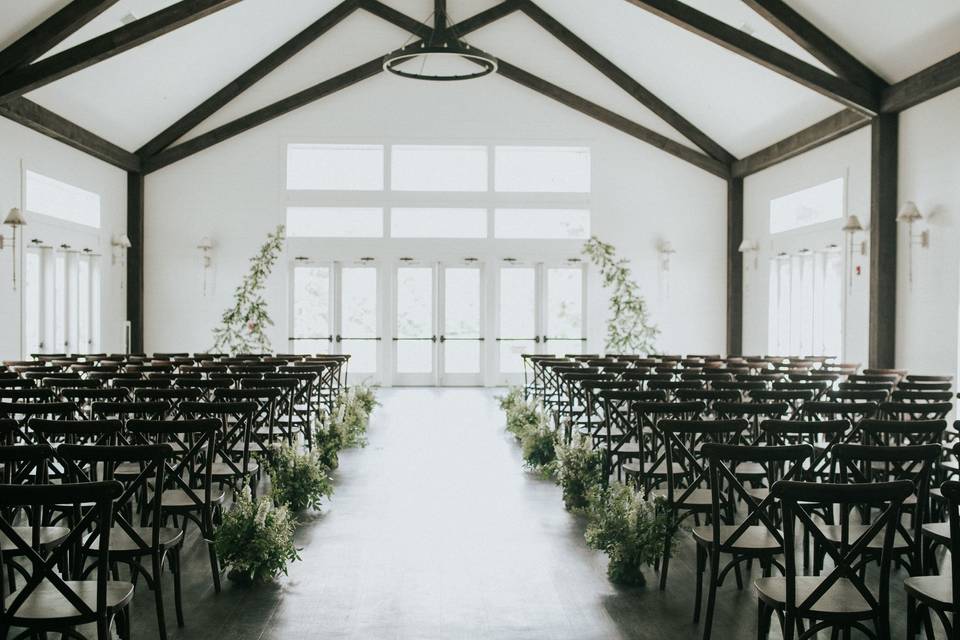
742,127,871,364
897,87,960,377
144,73,728,380
0,118,127,361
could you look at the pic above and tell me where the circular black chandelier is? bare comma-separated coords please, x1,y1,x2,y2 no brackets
382,0,498,81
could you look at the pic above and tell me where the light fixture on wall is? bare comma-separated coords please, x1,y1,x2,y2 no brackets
112,233,132,290
198,236,214,296
841,214,866,294
1,207,27,289
656,239,676,272
738,238,759,268
382,0,497,81
897,201,928,286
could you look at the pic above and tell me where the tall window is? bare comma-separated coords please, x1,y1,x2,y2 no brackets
768,249,842,357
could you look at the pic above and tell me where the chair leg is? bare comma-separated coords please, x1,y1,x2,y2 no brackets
702,549,720,640
153,554,168,640
659,528,672,591
172,548,185,627
208,539,222,593
96,615,110,640
694,544,705,622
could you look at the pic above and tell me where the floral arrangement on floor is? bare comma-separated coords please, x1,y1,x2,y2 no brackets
498,386,678,586
582,236,659,355
313,411,346,471
327,385,377,448
215,486,300,584
211,225,286,353
266,444,334,512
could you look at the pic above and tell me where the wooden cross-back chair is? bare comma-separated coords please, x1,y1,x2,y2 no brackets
183,400,260,496
750,390,814,419
630,401,706,498
0,481,133,640
577,380,639,446
756,479,913,640
597,390,666,481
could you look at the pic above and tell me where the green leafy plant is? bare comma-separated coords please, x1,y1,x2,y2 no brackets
211,225,286,353
504,398,542,440
329,387,374,449
351,383,380,415
520,415,558,478
555,437,605,512
496,386,526,414
266,445,333,512
313,411,346,470
582,236,659,354
584,483,676,586
215,486,300,584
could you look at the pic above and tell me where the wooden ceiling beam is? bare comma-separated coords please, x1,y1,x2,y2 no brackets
0,0,121,76
742,0,885,92
449,0,522,36
881,50,960,113
731,108,868,177
520,0,734,164
359,0,432,39
0,0,243,104
0,97,140,171
139,0,359,157
141,58,383,173
497,59,729,178
623,0,879,114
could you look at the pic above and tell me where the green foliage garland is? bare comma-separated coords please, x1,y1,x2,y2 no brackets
215,486,300,583
582,236,659,355
266,445,334,512
555,437,605,512
211,225,286,353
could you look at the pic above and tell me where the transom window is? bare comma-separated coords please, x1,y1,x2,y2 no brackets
283,143,590,240
769,177,844,234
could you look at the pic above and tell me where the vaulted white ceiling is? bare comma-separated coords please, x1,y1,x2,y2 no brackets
1,0,958,161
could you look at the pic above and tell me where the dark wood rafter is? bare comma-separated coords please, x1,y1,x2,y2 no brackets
138,0,359,157
447,0,522,36
882,50,960,113
126,171,145,354
742,0,886,93
0,0,243,104
731,108,869,177
0,0,121,76
623,0,879,114
497,59,729,178
359,0,432,39
0,97,140,171
360,0,519,39
520,0,734,164
868,114,898,368
141,58,384,173
726,177,743,356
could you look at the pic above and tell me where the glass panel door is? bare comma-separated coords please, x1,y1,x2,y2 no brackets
290,263,333,355
497,265,539,383
23,247,43,355
338,264,380,381
439,264,483,385
545,265,586,356
393,264,436,385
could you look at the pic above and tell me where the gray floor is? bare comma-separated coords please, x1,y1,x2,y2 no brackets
124,388,916,640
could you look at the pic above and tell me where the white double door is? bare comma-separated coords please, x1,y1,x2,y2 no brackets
393,262,484,386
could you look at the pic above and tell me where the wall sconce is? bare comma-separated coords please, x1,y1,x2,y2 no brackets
657,239,676,272
112,233,132,290
897,201,928,286
738,238,759,268
841,214,866,294
1,207,27,289
198,236,214,296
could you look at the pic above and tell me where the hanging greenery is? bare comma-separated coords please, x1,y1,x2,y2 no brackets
211,225,286,353
582,236,659,355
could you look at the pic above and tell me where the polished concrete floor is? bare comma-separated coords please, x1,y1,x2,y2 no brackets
122,388,916,640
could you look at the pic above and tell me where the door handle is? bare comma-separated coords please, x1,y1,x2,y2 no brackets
439,335,446,343
432,335,437,343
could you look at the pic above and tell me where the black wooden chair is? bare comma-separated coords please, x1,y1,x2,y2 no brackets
0,481,133,640
756,479,913,640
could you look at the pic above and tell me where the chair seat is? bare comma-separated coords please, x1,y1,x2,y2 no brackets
623,461,684,476
692,525,782,551
0,526,70,552
921,521,949,545
754,576,874,615
904,575,952,607
650,488,712,507
211,460,259,478
84,526,184,553
611,442,641,456
4,580,133,621
734,462,766,476
745,487,770,501
229,442,265,454
816,523,910,550
161,488,224,509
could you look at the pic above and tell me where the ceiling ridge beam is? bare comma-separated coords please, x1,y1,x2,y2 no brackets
0,97,140,171
731,108,868,177
742,0,886,92
0,0,122,77
622,0,879,114
520,0,734,164
881,50,960,113
139,0,359,157
141,58,383,173
497,59,729,178
0,0,243,104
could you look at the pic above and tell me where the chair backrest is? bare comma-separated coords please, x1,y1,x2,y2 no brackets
0,388,56,403
655,419,749,504
91,400,167,421
759,419,851,479
799,400,878,423
858,418,946,446
938,479,960,616
0,481,123,622
774,480,913,620
701,443,813,551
